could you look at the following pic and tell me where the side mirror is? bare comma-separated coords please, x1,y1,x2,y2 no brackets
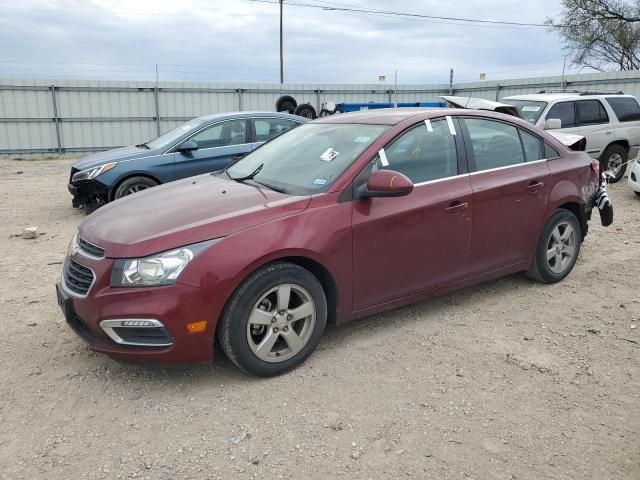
177,140,199,152
358,169,413,198
544,118,562,130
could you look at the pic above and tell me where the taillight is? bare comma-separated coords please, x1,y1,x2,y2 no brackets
591,159,600,176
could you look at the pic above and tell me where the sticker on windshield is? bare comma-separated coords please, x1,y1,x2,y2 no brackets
424,119,434,132
378,148,389,167
522,106,541,112
320,148,339,162
313,178,328,186
353,136,371,143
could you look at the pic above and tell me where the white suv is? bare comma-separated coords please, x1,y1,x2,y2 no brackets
503,92,640,182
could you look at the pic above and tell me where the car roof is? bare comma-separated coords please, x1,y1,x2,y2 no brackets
314,107,464,125
196,111,306,122
503,93,635,102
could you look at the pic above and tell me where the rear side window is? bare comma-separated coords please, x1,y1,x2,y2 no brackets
606,97,640,122
546,102,575,128
544,143,560,159
253,118,299,142
576,100,609,125
464,118,525,171
374,119,458,183
519,129,543,161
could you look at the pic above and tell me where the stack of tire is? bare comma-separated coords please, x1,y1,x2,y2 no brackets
275,95,317,119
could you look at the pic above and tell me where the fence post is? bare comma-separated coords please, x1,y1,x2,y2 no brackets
49,85,62,155
495,84,501,101
315,89,320,112
237,88,243,110
387,89,392,102
154,85,161,136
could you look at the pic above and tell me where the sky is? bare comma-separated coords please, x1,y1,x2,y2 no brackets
0,0,584,85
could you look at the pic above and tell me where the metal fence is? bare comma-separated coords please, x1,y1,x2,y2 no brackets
2,70,640,155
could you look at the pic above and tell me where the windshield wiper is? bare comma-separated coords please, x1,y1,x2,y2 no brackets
135,142,150,149
252,180,287,194
229,163,263,183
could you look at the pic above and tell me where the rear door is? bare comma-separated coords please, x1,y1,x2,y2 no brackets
173,119,250,179
576,99,610,158
352,117,473,310
461,117,550,275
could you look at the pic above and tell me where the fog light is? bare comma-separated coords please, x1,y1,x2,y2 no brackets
121,320,157,327
186,321,207,333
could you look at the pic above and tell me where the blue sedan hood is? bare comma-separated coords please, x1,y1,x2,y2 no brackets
72,145,155,170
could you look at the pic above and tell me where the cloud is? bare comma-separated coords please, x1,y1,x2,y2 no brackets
0,0,576,84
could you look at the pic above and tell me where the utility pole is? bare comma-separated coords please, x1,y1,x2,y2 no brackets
280,0,284,84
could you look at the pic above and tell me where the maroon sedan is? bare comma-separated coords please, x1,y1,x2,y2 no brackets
56,108,600,376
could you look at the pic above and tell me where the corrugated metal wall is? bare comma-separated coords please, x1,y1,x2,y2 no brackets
2,71,640,154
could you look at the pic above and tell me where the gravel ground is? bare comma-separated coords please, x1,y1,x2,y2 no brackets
0,158,639,480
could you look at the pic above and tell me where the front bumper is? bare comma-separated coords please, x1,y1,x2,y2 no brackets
68,180,109,208
56,253,225,364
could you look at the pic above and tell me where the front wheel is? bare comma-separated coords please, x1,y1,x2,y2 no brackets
600,145,628,183
217,262,327,376
113,176,159,199
527,209,581,284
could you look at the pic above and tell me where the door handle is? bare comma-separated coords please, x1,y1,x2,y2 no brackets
526,181,545,193
444,201,469,214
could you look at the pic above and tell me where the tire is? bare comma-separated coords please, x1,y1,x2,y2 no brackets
275,95,297,114
217,262,327,377
527,209,582,284
113,176,159,199
600,144,627,183
294,103,317,119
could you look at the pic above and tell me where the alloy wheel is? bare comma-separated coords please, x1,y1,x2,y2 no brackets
546,221,576,274
608,153,623,174
246,284,316,363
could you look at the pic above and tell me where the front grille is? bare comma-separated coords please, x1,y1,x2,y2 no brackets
111,327,173,346
63,258,95,296
77,236,105,258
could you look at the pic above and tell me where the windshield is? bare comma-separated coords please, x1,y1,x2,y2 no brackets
145,119,205,149
503,100,548,124
227,123,389,195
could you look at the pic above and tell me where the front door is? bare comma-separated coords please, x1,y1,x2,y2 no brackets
352,118,473,310
174,119,250,179
461,117,550,275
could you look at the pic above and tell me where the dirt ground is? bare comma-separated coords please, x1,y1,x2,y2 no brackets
0,157,638,480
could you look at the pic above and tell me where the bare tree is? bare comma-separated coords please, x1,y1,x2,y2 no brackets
548,0,640,71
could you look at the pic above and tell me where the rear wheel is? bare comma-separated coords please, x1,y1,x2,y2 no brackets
600,144,627,183
217,262,327,376
113,176,159,199
527,209,581,284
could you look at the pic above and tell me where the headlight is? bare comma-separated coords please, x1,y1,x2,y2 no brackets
72,162,118,182
110,239,219,287
67,231,78,257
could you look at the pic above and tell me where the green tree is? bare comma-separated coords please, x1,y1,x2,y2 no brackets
549,0,640,70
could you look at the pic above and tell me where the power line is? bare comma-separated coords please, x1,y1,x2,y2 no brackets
246,0,555,28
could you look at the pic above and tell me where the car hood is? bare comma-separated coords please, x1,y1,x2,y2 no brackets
72,146,155,170
78,174,312,258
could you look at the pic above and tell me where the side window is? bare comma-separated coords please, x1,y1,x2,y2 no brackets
519,129,543,161
546,102,576,128
464,118,525,171
544,142,560,159
188,120,247,149
374,119,458,183
253,118,299,142
605,96,640,122
576,100,609,126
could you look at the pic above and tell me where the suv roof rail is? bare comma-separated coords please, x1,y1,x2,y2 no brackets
536,89,625,95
